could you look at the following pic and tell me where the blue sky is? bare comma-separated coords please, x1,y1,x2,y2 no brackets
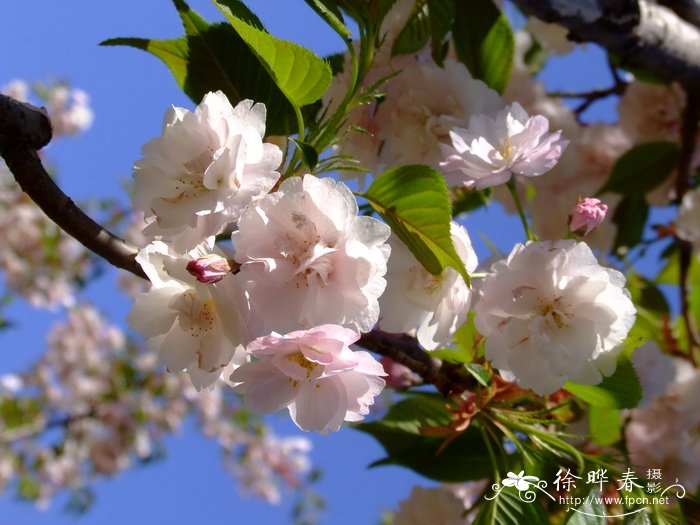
0,1,636,524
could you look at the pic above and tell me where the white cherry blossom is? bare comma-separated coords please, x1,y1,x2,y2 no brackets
232,174,391,336
474,240,636,395
127,241,248,390
379,222,478,349
133,92,282,251
229,325,386,434
440,102,569,190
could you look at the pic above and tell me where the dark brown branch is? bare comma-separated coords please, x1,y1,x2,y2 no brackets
0,94,146,280
675,93,700,353
359,330,475,395
513,0,700,91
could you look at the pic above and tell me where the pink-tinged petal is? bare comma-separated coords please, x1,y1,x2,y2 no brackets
230,361,297,414
291,378,345,433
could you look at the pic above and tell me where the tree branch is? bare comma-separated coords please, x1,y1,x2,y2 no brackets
513,0,700,90
358,330,475,395
0,94,146,280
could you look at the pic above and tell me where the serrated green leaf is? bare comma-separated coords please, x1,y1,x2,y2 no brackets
352,393,493,481
588,406,621,445
612,195,649,252
452,0,514,93
598,142,678,195
214,0,332,108
363,164,471,284
564,357,642,409
474,486,549,525
101,0,296,135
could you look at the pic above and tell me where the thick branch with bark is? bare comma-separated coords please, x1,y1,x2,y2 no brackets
513,0,700,90
0,94,146,280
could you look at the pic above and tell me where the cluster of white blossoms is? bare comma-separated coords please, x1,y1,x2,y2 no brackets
0,304,312,506
127,67,639,418
129,92,394,433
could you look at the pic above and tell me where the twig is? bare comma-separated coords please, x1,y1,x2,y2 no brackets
0,94,146,280
358,330,476,395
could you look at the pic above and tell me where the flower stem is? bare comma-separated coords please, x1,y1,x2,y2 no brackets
506,178,535,242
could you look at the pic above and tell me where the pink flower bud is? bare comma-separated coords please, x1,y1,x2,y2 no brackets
380,357,421,390
568,197,608,236
186,255,232,284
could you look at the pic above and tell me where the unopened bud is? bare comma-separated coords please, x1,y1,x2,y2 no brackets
568,197,608,236
186,254,232,284
380,357,421,390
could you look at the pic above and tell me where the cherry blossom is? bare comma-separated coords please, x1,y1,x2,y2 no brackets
440,102,569,190
133,92,283,251
229,325,386,433
232,174,390,336
375,59,503,170
378,222,478,350
127,241,248,390
474,240,636,395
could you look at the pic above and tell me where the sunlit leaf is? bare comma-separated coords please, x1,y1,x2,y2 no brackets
363,164,470,284
214,0,333,108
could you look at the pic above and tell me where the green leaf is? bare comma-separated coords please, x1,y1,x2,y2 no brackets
214,0,332,108
565,488,606,525
452,0,514,93
353,393,493,481
474,486,549,525
564,357,642,409
597,142,679,195
612,195,649,253
303,0,350,39
588,406,621,445
465,362,492,387
363,164,471,284
102,0,296,135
